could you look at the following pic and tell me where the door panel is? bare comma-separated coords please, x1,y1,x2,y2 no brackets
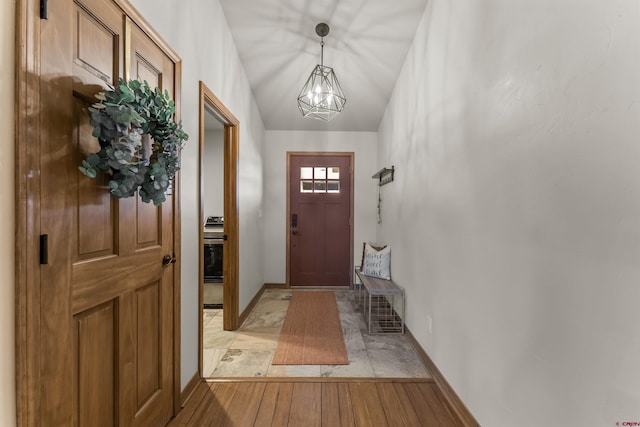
136,199,161,247
72,0,123,99
135,282,161,407
74,7,119,83
135,58,162,88
74,302,117,427
38,0,177,425
75,99,117,260
130,20,174,94
289,154,353,286
297,202,318,273
325,202,349,278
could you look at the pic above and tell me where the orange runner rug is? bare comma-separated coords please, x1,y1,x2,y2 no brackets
272,291,349,365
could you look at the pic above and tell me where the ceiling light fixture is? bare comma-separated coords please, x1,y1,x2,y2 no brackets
297,23,346,121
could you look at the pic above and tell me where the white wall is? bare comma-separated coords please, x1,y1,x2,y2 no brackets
130,0,265,390
263,131,379,283
0,0,16,424
203,130,224,217
377,0,640,425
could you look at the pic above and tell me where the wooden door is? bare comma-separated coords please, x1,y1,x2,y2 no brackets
37,0,178,425
288,153,353,287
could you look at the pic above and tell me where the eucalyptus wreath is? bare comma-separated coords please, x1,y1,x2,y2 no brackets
79,78,188,206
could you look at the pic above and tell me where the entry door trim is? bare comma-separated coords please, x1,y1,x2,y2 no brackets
286,152,355,288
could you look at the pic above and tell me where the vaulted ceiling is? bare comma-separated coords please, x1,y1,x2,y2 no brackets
219,0,429,131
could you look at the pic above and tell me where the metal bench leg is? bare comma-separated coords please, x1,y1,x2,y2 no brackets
401,291,405,334
368,292,372,334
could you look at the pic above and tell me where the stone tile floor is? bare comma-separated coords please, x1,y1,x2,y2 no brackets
203,289,431,378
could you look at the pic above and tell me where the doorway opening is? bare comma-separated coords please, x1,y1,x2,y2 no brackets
198,82,240,378
202,116,224,309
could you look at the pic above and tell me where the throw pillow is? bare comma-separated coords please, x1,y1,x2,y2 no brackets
362,242,391,280
360,242,386,271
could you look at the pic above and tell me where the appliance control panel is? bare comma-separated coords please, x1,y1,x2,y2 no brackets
205,216,224,227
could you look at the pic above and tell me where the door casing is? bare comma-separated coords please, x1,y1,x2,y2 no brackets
198,82,240,338
286,152,355,288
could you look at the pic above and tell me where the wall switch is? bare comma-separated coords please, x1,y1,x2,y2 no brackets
426,315,433,334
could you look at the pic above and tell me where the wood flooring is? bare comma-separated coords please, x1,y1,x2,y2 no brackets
169,378,465,426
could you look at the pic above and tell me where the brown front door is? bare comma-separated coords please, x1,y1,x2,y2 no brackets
36,0,178,425
288,153,353,287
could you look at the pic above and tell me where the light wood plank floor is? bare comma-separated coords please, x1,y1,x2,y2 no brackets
169,378,465,426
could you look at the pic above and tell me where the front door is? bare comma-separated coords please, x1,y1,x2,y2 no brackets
288,153,353,287
35,0,178,425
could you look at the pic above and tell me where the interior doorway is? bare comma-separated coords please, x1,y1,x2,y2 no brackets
202,116,225,309
198,82,240,377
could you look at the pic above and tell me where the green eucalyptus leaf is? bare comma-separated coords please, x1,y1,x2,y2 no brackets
78,166,97,178
87,154,100,165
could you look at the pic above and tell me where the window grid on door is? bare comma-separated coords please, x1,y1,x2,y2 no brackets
300,166,340,193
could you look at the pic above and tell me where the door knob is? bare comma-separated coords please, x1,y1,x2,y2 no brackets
162,254,177,266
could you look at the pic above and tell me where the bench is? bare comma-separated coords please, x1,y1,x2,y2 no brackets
355,267,405,334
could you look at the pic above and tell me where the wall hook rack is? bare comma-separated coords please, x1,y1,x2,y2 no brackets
372,166,394,186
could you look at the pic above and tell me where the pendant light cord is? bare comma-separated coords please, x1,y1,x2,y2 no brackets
320,39,324,66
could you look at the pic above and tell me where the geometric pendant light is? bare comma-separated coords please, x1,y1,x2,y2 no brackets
297,23,346,121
